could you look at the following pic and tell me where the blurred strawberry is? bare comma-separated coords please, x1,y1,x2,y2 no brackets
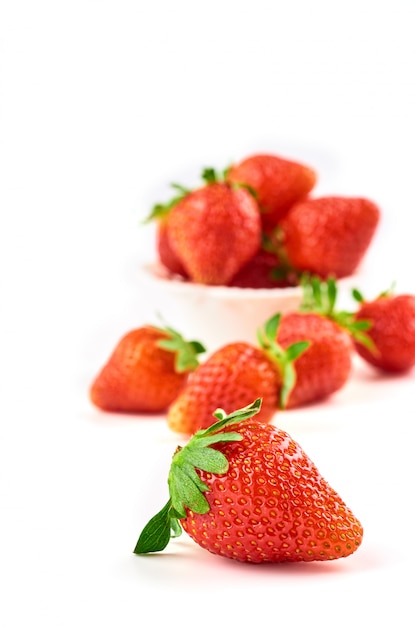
144,183,189,278
167,168,262,285
279,196,381,279
90,325,205,413
272,274,378,408
229,248,292,288
156,217,188,278
226,153,317,228
229,232,299,288
275,311,354,408
167,314,309,435
352,286,415,372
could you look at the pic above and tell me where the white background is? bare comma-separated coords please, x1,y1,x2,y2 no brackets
1,1,414,624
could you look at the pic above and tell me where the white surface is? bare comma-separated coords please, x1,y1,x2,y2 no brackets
1,1,415,625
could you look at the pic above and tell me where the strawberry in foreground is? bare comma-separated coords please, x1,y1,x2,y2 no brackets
89,325,206,413
167,314,309,435
352,286,415,372
279,196,381,279
225,153,317,228
134,399,363,563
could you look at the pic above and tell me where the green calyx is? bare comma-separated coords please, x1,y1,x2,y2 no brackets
143,183,191,223
300,274,376,352
156,325,206,373
201,167,222,184
143,165,234,224
261,229,301,285
143,165,259,226
133,398,263,555
352,280,397,304
257,313,310,409
202,166,257,197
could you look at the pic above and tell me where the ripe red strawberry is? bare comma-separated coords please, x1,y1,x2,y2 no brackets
352,287,415,372
279,196,381,279
273,275,376,408
229,231,299,288
229,248,290,288
134,399,364,563
275,311,353,408
144,183,189,278
156,216,188,278
226,153,317,228
167,169,262,285
89,325,205,413
167,314,309,435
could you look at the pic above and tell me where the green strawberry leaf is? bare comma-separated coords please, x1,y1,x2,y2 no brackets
285,340,310,362
203,166,258,196
231,181,258,198
351,288,364,303
188,432,243,449
350,319,371,331
207,397,263,432
133,399,263,555
180,446,230,474
157,326,206,372
169,464,210,515
257,314,310,409
300,275,379,351
201,167,220,184
134,500,181,554
142,182,191,224
379,281,397,298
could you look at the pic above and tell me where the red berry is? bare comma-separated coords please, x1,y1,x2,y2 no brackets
226,153,317,228
277,312,353,408
135,400,363,564
354,293,415,372
90,325,205,413
156,217,188,278
280,196,381,279
229,248,294,288
167,342,281,434
168,182,261,285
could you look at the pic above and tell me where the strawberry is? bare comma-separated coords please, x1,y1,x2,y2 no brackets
229,232,298,288
144,183,189,278
352,287,415,372
272,275,376,408
155,217,188,278
89,325,206,413
166,168,262,285
225,153,317,228
134,399,364,563
167,314,309,435
279,196,381,279
275,311,353,408
229,247,291,288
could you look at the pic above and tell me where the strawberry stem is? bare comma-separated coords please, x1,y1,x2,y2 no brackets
300,275,377,353
201,167,221,184
156,324,206,372
133,398,262,555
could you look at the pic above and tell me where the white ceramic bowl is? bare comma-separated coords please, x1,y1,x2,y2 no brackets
139,262,305,353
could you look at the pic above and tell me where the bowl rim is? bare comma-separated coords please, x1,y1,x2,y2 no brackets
139,262,304,301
